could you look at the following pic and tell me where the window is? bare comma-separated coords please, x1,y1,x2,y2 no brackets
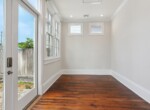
69,23,83,35
46,10,52,57
45,10,60,58
55,22,60,56
27,0,39,10
89,22,104,35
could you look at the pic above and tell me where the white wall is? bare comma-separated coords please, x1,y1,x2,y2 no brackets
111,0,150,91
62,21,111,69
41,0,62,93
43,61,62,84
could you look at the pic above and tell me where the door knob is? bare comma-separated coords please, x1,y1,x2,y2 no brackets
7,71,13,75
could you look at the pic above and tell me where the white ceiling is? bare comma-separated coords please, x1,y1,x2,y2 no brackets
53,0,124,21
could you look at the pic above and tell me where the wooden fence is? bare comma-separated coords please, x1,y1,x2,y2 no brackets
0,45,3,81
18,48,33,77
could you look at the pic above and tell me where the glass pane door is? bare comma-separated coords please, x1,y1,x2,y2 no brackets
17,2,38,109
0,0,4,109
0,0,38,109
18,5,35,99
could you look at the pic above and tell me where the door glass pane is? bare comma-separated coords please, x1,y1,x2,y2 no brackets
18,5,35,99
27,0,38,10
0,0,4,109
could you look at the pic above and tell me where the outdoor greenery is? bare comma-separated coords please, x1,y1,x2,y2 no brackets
18,81,33,85
18,38,33,49
18,81,33,89
0,81,33,90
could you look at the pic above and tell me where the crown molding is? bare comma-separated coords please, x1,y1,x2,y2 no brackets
47,0,63,21
62,17,111,23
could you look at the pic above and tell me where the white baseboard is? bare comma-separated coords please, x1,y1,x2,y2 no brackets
61,69,111,75
42,71,62,94
111,70,150,103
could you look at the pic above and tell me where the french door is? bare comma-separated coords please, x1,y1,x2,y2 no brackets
17,1,38,110
0,0,38,110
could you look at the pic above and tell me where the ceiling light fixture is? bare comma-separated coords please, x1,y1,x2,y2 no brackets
70,15,73,18
100,14,104,17
84,14,89,18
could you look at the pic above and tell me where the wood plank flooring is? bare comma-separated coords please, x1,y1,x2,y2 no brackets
30,75,150,110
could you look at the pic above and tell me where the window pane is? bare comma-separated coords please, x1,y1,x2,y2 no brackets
89,23,104,35
47,12,51,33
46,10,53,57
28,0,38,10
18,5,36,99
70,25,81,34
45,8,60,58
48,13,51,22
91,25,102,33
46,34,50,56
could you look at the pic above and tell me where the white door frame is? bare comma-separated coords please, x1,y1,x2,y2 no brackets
13,1,38,109
4,0,43,109
4,0,17,110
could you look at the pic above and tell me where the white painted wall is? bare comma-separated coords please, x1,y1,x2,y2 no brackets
40,0,62,93
42,0,150,102
111,0,150,91
62,21,111,69
43,61,62,84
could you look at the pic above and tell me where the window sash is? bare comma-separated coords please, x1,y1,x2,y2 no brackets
46,32,60,57
89,22,104,35
45,7,60,58
68,23,83,35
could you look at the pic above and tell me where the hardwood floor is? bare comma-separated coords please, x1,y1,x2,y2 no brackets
30,75,150,110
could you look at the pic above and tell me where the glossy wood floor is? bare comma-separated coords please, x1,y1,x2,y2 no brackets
30,75,150,110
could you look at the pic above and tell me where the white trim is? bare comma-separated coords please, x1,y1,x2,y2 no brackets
22,0,40,15
5,0,15,110
111,70,150,103
61,69,111,75
42,71,62,94
37,0,44,95
44,57,61,65
111,0,128,20
62,17,110,22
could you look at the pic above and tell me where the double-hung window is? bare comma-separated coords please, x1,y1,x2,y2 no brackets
68,23,83,35
55,22,60,56
46,10,52,57
89,22,104,35
45,9,60,58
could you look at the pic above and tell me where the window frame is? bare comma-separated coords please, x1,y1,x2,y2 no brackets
68,23,83,36
45,9,52,57
89,22,104,35
44,6,61,63
22,0,40,13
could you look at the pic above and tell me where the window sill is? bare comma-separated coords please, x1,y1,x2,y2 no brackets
44,57,61,65
89,33,104,36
